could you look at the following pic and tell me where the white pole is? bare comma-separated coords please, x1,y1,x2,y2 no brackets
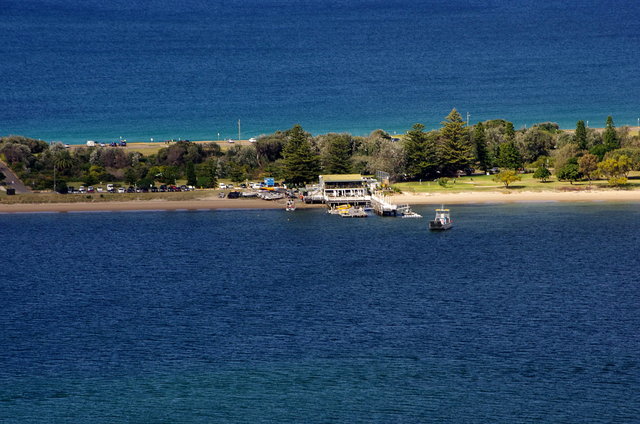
238,119,241,141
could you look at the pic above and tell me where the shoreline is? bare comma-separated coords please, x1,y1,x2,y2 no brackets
391,189,640,205
2,189,640,213
53,125,640,147
0,198,322,213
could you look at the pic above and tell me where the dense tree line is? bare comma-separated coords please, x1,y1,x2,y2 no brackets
2,112,640,192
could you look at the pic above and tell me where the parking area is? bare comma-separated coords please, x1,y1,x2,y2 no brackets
67,184,196,194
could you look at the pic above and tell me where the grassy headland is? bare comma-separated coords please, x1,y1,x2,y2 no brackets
393,171,640,194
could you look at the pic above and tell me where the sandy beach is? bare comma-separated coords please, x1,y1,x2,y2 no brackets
0,197,322,213
2,189,640,213
392,189,640,205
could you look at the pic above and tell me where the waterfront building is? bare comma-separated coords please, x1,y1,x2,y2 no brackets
319,174,371,208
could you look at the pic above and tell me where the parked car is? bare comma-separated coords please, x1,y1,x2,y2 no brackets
219,183,227,189
227,191,240,199
117,187,126,193
248,137,257,143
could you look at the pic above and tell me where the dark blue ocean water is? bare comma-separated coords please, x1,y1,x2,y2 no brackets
1,203,639,422
1,0,640,144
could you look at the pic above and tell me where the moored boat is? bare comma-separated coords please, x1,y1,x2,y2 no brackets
339,206,368,218
398,204,422,218
429,208,452,230
401,210,422,218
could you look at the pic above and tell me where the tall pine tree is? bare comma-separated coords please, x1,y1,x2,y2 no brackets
438,109,473,176
323,134,353,174
603,115,619,151
575,120,587,150
200,158,218,188
282,124,321,186
185,162,197,186
473,122,490,172
403,123,438,179
504,121,515,141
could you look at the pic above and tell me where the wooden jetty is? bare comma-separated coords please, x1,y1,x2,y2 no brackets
304,174,419,218
371,191,400,216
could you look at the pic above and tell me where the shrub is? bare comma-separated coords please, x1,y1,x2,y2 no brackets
598,155,631,186
437,177,449,188
533,166,551,182
607,176,628,187
493,170,521,188
55,180,68,194
556,163,581,184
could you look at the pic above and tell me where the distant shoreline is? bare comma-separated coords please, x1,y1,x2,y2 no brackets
2,189,640,213
49,125,640,147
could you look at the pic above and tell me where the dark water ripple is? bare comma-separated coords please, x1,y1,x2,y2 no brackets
1,204,639,422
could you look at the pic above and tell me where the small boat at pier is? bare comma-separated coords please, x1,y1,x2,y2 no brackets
401,210,423,218
398,205,422,218
327,204,351,215
339,206,368,218
429,208,452,230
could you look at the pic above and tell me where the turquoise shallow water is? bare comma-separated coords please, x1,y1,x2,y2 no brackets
2,0,640,143
1,204,639,422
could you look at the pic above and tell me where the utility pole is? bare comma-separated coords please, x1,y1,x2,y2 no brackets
466,112,470,126
238,119,241,141
53,165,56,193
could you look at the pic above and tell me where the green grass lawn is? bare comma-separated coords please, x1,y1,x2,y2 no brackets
393,172,640,193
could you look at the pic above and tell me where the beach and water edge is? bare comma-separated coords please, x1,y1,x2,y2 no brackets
3,189,640,213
